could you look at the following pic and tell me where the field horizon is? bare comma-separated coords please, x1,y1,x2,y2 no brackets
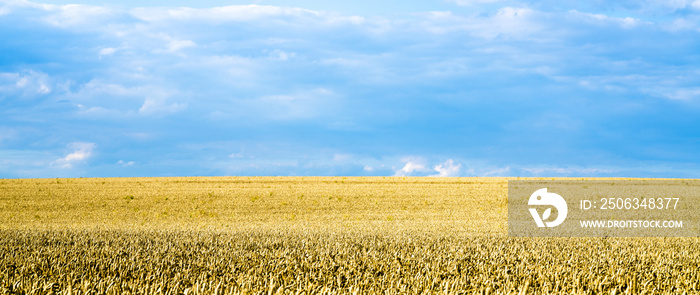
1,176,511,234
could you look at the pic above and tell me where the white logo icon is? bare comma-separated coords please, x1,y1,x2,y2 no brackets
528,188,567,227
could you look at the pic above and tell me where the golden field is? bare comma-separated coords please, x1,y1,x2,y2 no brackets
0,177,698,294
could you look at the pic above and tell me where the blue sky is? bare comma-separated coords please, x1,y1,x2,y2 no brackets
1,0,700,178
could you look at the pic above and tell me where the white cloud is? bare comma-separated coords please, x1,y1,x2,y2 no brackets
0,71,53,97
482,7,543,38
229,153,244,159
228,147,248,159
98,47,118,56
0,1,48,12
568,10,644,29
53,142,96,169
139,97,187,115
394,156,430,176
419,7,546,40
481,166,510,176
144,33,198,54
197,55,259,81
667,89,700,100
320,54,396,84
268,49,295,61
117,160,135,167
41,4,120,29
430,159,462,177
130,5,321,23
394,158,463,177
0,6,11,16
128,4,380,34
333,153,352,162
400,161,426,174
166,39,196,53
64,79,188,117
75,79,132,96
664,18,697,31
395,162,426,176
650,87,700,100
636,0,697,14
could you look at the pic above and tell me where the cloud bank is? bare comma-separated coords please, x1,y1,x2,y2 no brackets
1,0,699,177
53,142,96,169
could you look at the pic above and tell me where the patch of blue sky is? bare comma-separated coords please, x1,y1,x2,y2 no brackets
0,0,699,178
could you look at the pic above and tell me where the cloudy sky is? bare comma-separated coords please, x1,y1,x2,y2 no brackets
1,0,700,178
